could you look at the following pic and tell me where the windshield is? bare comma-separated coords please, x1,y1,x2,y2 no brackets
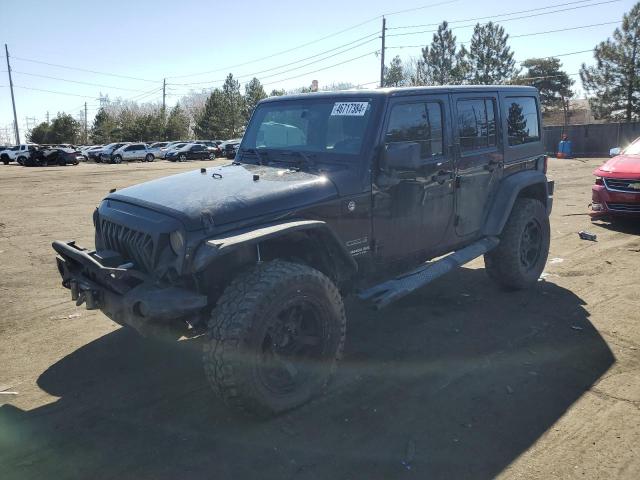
242,98,373,157
624,137,640,155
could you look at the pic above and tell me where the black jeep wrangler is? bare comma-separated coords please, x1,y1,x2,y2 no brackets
53,86,553,415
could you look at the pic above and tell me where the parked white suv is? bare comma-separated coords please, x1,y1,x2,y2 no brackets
0,144,38,165
103,143,154,163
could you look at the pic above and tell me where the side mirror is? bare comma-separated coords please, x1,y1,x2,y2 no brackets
609,147,621,157
382,142,422,170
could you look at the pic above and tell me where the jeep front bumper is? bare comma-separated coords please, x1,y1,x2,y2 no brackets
52,240,207,335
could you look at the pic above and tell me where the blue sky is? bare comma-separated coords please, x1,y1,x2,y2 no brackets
0,0,636,142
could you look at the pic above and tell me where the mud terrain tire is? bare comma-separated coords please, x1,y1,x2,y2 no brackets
484,197,550,290
203,260,346,416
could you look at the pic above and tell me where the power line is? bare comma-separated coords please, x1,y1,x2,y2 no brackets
170,35,380,88
386,0,621,37
261,50,379,87
167,0,456,80
11,70,148,92
10,56,160,83
382,0,460,17
510,21,619,38
386,0,610,29
387,20,620,48
11,85,98,99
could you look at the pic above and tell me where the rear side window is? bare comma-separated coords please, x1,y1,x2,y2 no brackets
385,102,444,158
457,99,497,152
506,97,540,146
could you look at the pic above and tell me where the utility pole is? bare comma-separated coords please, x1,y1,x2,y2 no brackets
46,111,50,124
379,17,386,88
5,44,20,144
84,102,88,143
162,78,166,119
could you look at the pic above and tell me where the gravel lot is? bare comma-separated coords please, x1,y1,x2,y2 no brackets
0,158,638,479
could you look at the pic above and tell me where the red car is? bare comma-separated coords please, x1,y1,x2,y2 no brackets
591,138,640,218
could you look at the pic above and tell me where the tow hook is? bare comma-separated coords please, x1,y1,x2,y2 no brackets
70,280,101,310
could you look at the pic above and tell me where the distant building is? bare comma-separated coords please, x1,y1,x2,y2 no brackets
543,99,601,126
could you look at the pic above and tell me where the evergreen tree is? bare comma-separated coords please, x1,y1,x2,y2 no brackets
165,104,191,140
90,108,116,144
416,21,467,85
384,55,407,87
27,122,50,144
580,3,640,121
244,77,267,122
468,22,517,84
506,102,528,144
220,73,245,138
518,58,574,111
269,89,286,97
194,89,225,139
48,113,81,144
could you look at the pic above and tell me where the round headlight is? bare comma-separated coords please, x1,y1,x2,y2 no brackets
169,230,185,254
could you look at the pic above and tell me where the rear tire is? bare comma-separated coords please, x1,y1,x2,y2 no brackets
145,153,154,162
484,197,550,290
203,260,346,416
2,159,9,165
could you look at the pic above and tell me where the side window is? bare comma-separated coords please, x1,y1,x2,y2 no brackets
124,145,133,151
385,102,444,158
457,99,497,152
192,144,203,151
506,97,540,146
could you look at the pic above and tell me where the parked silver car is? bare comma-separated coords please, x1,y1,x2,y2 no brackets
107,143,155,163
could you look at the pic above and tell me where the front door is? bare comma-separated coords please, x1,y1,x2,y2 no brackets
452,94,502,237
373,95,455,263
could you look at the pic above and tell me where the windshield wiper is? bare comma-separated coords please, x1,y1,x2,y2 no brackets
240,148,268,165
278,150,316,170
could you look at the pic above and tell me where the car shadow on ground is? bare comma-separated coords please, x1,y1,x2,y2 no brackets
0,268,614,480
592,217,640,236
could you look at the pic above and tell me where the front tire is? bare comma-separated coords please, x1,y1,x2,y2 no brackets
179,154,187,162
484,197,550,290
145,153,154,162
17,156,26,166
203,260,346,416
112,155,122,164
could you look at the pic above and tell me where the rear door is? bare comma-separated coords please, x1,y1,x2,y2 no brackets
452,93,502,237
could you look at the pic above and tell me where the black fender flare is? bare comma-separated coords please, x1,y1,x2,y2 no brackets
482,170,552,237
192,219,358,277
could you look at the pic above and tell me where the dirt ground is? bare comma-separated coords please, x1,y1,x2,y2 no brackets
0,157,638,479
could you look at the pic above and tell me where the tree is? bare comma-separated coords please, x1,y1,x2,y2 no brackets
164,104,190,140
468,22,517,84
194,89,225,139
415,21,468,86
90,108,116,144
518,58,574,111
244,77,267,122
27,122,50,144
220,73,245,138
269,89,286,97
580,3,640,121
384,55,407,87
48,113,81,144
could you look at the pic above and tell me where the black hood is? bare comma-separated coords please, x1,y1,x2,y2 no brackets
107,163,338,231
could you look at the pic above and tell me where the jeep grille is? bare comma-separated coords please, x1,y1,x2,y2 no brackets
100,220,154,272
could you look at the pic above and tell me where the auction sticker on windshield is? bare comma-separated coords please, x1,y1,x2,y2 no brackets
331,102,369,116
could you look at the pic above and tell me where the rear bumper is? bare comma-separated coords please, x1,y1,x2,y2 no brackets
591,184,640,217
53,240,207,335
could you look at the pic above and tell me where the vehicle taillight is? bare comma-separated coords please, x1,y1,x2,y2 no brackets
542,155,548,174
595,176,604,186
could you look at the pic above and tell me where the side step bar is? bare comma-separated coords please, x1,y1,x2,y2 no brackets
358,236,500,309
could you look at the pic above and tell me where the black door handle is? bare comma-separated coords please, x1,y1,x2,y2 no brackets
431,170,452,184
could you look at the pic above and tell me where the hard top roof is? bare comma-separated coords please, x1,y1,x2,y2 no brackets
260,85,537,103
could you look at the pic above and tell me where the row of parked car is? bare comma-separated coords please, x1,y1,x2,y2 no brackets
0,138,242,167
